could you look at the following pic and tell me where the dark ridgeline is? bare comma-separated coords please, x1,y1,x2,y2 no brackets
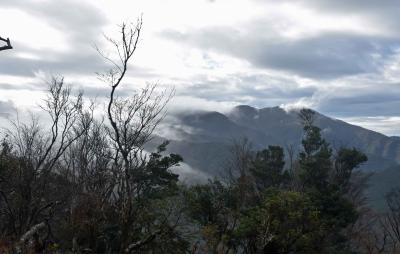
160,105,400,175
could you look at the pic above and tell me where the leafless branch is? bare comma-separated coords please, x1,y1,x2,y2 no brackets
124,229,161,253
0,36,12,51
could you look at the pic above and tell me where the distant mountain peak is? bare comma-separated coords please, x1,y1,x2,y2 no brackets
228,105,259,122
165,105,400,171
231,105,258,113
260,106,287,113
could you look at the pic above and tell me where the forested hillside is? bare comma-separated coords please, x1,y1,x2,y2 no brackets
160,106,400,174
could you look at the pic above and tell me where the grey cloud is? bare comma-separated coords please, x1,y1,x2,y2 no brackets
0,78,140,100
269,0,399,12
0,100,16,118
174,72,316,108
267,0,400,35
171,162,210,184
312,81,400,118
0,50,107,77
0,0,108,45
0,0,111,78
248,34,393,79
0,82,39,91
286,0,400,16
0,0,159,91
319,94,400,118
171,71,400,124
339,116,400,137
162,28,398,79
79,84,141,99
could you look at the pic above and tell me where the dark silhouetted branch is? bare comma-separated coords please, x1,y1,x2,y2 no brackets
0,36,12,51
124,229,161,253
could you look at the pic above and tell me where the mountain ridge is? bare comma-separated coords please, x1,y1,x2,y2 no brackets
158,105,400,176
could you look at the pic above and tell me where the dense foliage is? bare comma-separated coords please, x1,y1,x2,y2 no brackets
1,86,400,253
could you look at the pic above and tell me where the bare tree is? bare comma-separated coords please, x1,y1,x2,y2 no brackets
0,77,93,252
285,142,296,174
0,36,12,51
382,188,400,251
349,188,400,254
349,208,394,254
93,18,178,252
223,137,253,184
96,17,172,168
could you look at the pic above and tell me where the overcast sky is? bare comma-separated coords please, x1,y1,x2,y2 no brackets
1,0,400,135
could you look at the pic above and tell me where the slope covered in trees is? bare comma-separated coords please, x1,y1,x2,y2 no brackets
160,106,400,175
